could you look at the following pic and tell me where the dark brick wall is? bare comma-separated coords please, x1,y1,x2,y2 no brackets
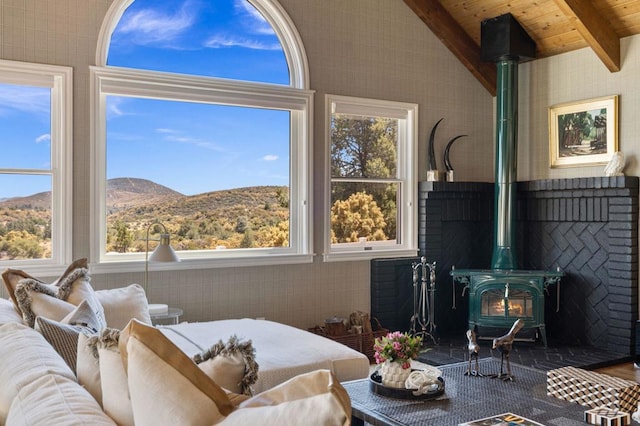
371,177,639,354
518,177,639,354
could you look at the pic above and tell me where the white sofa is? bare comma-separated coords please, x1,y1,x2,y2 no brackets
0,261,369,425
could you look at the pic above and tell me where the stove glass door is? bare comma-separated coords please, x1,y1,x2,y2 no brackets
480,288,533,318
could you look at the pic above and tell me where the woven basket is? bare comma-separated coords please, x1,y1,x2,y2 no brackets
309,318,388,361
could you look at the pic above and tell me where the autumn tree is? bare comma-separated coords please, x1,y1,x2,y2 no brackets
0,230,44,259
112,220,134,253
331,116,397,239
331,192,387,243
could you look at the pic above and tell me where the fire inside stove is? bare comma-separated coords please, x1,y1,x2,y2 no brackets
450,270,562,347
481,288,533,318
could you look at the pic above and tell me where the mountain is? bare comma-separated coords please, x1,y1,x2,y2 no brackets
0,177,184,211
0,191,51,210
106,178,184,213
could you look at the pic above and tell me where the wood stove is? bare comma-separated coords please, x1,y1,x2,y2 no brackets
450,14,562,346
452,269,562,346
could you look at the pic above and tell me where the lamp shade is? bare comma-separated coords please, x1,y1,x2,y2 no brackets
148,234,180,263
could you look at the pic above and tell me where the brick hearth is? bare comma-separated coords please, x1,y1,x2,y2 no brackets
371,177,638,355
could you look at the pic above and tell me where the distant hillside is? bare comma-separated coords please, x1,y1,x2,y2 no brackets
0,177,184,211
0,191,51,210
0,178,290,256
107,178,184,213
107,184,288,228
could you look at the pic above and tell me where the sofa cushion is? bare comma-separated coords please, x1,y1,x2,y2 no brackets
77,333,102,405
120,319,233,425
14,266,105,328
95,284,151,330
0,297,22,325
97,328,134,426
193,335,259,395
34,299,107,372
5,374,116,426
0,322,75,424
1,258,88,310
221,370,351,425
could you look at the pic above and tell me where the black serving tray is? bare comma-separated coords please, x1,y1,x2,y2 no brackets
369,370,445,400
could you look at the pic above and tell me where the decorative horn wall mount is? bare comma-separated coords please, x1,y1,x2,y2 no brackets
444,135,467,182
426,118,444,181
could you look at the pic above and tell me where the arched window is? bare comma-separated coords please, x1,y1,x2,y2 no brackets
91,0,312,270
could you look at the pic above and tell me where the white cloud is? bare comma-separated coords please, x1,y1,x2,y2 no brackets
0,85,49,117
156,128,177,134
163,134,227,153
204,35,281,50
35,134,51,144
234,0,275,36
262,154,278,161
116,2,196,45
106,98,127,119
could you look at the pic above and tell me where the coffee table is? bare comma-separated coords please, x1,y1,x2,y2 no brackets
342,358,589,426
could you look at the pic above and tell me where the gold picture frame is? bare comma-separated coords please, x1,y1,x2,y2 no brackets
549,95,618,168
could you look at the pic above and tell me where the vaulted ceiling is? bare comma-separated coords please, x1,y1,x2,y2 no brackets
403,0,640,96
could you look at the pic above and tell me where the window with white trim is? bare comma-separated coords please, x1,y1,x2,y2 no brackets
0,60,73,273
324,94,418,261
91,0,312,270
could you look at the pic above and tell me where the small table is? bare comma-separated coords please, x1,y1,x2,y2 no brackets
150,307,183,325
342,358,590,426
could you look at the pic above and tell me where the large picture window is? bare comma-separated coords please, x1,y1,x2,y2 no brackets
0,60,73,273
92,0,312,270
325,95,418,261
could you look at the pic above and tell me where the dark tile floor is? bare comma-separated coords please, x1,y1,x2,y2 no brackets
417,334,632,371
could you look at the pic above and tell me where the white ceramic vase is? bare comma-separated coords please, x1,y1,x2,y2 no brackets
380,360,411,389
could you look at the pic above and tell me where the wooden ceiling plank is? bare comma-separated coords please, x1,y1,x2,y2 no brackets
553,0,621,71
403,0,497,96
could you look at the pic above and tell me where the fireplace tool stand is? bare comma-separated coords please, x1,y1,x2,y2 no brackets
410,257,438,345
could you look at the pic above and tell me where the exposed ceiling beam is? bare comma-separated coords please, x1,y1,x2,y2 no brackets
403,0,497,96
552,0,620,72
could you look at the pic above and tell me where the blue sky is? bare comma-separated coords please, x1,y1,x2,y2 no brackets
0,0,290,198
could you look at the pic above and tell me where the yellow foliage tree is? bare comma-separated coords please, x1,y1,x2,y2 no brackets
331,192,387,243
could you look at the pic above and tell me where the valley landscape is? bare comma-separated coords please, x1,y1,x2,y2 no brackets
0,178,290,259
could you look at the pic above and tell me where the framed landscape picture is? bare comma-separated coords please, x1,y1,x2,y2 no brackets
549,95,618,168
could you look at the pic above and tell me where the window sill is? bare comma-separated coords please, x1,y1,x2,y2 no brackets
322,249,418,263
89,253,314,274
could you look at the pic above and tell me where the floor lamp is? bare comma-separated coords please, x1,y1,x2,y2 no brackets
145,221,180,315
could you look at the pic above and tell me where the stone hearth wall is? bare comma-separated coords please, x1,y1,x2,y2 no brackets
371,177,638,354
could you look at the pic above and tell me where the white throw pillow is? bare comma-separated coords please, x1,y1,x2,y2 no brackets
34,299,107,372
98,328,134,426
0,298,22,325
1,258,88,311
14,266,104,328
193,335,258,395
120,319,233,426
77,333,103,405
222,369,351,425
6,374,116,426
95,284,151,330
0,322,75,424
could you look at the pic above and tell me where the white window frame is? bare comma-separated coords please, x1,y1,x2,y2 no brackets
90,67,313,272
324,94,418,262
91,0,313,272
0,59,73,275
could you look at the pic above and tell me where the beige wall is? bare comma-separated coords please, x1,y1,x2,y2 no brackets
518,35,640,180
0,0,494,329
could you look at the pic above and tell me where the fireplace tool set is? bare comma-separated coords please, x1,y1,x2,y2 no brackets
410,257,438,345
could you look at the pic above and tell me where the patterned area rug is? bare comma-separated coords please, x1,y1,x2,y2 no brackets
344,358,590,425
